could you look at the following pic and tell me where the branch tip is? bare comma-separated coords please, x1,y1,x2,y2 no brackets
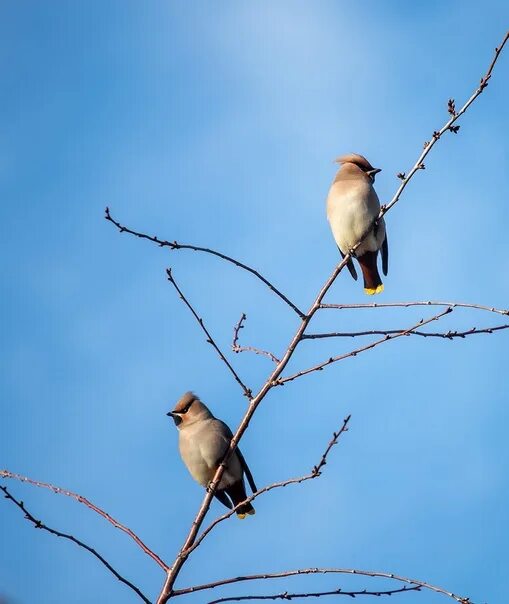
0,485,151,603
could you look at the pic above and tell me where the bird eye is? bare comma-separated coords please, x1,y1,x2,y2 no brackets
182,401,194,413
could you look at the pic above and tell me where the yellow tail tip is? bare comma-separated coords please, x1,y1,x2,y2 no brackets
236,509,255,519
364,284,384,295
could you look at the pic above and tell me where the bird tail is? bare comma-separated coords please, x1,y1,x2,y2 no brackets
357,251,384,295
225,481,255,519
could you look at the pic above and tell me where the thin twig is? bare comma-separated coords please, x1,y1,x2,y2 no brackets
0,485,151,604
155,31,509,602
303,323,509,340
0,469,168,572
207,585,422,603
278,308,452,385
173,568,469,603
232,314,280,363
180,416,351,558
105,208,305,319
320,301,509,316
166,269,252,399
372,31,509,220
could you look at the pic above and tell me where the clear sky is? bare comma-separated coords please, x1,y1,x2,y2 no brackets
1,2,508,603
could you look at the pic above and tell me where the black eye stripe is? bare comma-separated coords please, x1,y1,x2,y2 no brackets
181,401,194,414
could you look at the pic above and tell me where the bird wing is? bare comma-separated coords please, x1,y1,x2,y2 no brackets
236,447,257,493
214,490,233,509
198,423,230,470
216,420,257,493
381,233,389,276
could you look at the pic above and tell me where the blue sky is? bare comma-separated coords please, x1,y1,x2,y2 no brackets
1,2,509,603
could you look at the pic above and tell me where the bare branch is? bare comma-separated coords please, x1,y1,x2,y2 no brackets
320,300,509,316
181,416,351,557
166,269,253,399
206,585,422,603
157,256,351,603
173,568,469,603
378,32,509,218
0,469,168,572
156,31,509,602
278,308,453,385
232,314,280,363
0,485,151,604
105,208,305,319
303,323,509,340
480,32,509,88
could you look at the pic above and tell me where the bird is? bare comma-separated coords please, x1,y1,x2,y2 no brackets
167,391,257,519
326,153,388,295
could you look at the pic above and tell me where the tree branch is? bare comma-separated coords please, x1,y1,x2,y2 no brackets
180,416,351,558
206,585,422,603
303,323,509,340
166,268,253,399
173,568,469,603
374,30,509,218
320,300,509,316
0,469,168,572
232,314,280,363
105,207,305,319
155,31,509,602
277,308,452,385
157,256,353,603
0,485,151,604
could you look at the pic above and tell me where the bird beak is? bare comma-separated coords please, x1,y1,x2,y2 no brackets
167,411,182,426
367,168,381,177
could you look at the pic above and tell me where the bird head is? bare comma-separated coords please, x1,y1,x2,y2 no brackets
167,391,213,428
335,153,381,183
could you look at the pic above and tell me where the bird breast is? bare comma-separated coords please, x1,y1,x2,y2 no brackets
178,419,242,489
327,181,385,255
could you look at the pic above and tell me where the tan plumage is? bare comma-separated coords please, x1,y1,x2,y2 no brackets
326,153,388,294
167,392,256,519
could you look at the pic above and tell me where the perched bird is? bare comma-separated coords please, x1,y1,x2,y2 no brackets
167,392,257,519
326,153,388,295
